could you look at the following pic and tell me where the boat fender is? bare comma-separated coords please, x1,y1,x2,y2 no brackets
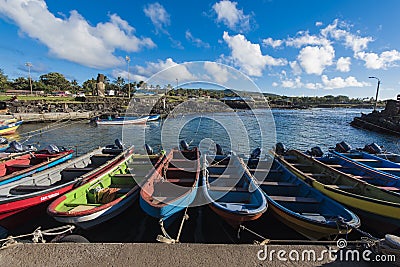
335,141,351,153
180,140,190,151
216,144,224,155
145,144,154,155
0,137,8,145
275,142,285,155
309,146,323,157
5,141,23,153
115,139,123,149
363,143,382,154
250,147,261,159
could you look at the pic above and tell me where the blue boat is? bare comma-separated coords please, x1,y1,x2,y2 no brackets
326,150,400,192
140,147,200,230
245,156,360,240
202,154,267,228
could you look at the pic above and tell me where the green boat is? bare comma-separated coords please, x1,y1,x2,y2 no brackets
47,152,163,229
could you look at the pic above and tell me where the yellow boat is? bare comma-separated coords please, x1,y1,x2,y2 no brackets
0,120,23,135
274,149,400,234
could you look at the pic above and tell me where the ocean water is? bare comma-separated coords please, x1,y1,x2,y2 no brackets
16,108,399,156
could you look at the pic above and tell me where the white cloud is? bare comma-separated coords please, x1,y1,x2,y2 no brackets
0,0,155,69
315,21,323,27
355,50,400,69
131,58,197,84
336,57,351,72
285,31,330,48
297,45,335,75
321,19,373,53
222,32,287,77
321,75,369,89
143,2,170,34
203,62,230,84
262,37,283,48
212,0,251,32
185,30,210,48
272,82,279,87
289,61,302,75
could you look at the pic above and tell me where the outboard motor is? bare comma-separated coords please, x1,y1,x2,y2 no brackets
115,139,123,149
275,142,285,155
309,146,323,157
215,144,224,155
180,140,190,151
144,144,154,155
0,137,8,145
250,147,261,159
363,143,382,154
5,141,24,153
335,141,351,153
43,144,60,154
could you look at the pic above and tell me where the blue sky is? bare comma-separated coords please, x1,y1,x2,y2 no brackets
1,0,400,99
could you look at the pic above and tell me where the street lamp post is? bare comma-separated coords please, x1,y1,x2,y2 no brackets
368,76,381,111
125,56,131,98
25,62,33,95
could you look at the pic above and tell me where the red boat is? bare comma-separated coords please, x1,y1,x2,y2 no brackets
0,143,133,230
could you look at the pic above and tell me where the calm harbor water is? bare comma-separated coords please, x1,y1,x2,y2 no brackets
10,108,398,242
17,108,399,156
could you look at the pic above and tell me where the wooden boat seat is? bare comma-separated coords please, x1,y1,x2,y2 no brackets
9,185,53,194
113,174,135,178
303,173,328,177
325,185,355,190
291,163,312,168
208,174,237,179
166,178,195,184
92,154,115,158
269,195,320,203
257,181,296,187
377,186,400,191
62,167,94,172
375,168,400,172
209,186,249,192
7,164,33,169
353,159,380,162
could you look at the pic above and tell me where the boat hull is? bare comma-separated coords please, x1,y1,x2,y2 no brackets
0,120,23,135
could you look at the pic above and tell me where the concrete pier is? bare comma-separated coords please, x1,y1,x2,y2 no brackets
0,243,376,267
0,112,94,123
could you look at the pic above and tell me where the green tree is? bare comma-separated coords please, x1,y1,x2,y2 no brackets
0,69,10,91
12,77,30,91
70,79,81,93
39,72,71,93
82,78,97,94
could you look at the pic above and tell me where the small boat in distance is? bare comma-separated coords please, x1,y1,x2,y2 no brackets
95,116,148,125
0,118,23,135
202,153,267,228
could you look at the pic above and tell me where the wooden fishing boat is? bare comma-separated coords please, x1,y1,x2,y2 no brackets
202,154,267,228
274,149,400,233
0,120,23,135
47,152,162,229
316,152,400,191
95,116,148,125
245,156,360,240
0,143,130,230
0,145,74,186
331,150,400,180
140,148,200,225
